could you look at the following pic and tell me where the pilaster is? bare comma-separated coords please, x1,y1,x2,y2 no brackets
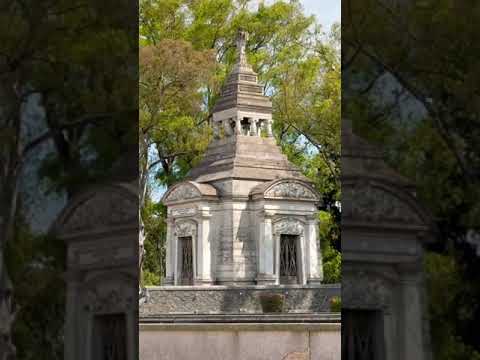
306,216,323,284
164,218,174,285
256,212,276,285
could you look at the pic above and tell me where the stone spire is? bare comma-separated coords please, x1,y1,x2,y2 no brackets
187,30,308,184
212,30,273,137
234,30,252,72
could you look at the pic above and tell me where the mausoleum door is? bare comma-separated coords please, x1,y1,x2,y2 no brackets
272,218,306,285
279,234,300,284
342,309,385,360
179,236,194,285
173,220,197,285
92,313,127,360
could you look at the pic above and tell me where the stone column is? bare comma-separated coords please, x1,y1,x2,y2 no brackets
84,312,93,360
298,232,307,285
173,224,179,285
249,118,258,136
223,119,232,136
213,122,220,139
383,310,396,360
235,116,242,135
266,119,273,137
195,213,212,285
306,216,323,283
400,268,426,360
256,213,276,284
126,311,136,360
64,272,79,360
164,218,174,285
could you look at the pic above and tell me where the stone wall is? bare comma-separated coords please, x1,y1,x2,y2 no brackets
139,323,340,360
140,284,340,317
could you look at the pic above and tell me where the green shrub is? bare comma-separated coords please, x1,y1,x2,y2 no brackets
260,293,285,313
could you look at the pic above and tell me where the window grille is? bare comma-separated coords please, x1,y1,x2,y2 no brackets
280,234,298,284
342,310,385,360
93,314,127,360
179,236,193,285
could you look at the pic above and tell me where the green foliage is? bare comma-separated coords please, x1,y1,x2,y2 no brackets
425,253,480,360
329,296,341,313
259,293,285,313
5,218,65,360
140,0,341,285
344,0,480,355
141,197,167,286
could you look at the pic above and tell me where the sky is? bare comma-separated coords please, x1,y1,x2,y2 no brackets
301,0,341,29
256,0,341,29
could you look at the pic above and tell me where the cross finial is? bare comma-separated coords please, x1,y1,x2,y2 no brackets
236,30,249,65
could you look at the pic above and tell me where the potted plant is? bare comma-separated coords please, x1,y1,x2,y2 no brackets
260,293,285,313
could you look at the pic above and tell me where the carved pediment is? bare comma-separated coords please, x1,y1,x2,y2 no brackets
174,221,197,237
343,272,392,310
62,191,136,233
83,278,136,314
273,218,304,236
164,184,201,203
265,181,317,200
343,181,423,225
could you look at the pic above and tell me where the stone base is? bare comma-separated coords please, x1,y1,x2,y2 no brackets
194,278,213,286
307,277,323,285
140,320,341,360
256,274,277,285
163,276,174,285
140,284,340,315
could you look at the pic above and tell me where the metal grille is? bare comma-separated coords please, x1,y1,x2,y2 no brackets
180,236,193,285
342,310,384,360
280,234,298,284
95,314,127,360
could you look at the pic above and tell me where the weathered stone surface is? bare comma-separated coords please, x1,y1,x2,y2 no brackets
341,119,433,360
140,285,340,316
139,324,341,360
282,352,308,360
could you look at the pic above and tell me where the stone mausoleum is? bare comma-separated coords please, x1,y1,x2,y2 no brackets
341,119,433,360
139,31,341,360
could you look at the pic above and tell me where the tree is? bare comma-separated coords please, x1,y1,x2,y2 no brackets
0,0,137,357
342,0,480,356
139,0,341,284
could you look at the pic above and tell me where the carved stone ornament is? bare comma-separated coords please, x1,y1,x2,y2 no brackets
273,218,304,236
84,289,134,314
342,272,392,310
175,221,196,237
165,185,200,202
266,182,316,200
63,192,136,232
171,207,196,217
342,181,422,224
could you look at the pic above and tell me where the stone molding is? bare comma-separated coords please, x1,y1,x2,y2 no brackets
165,185,200,202
170,207,197,217
251,179,320,202
342,179,425,226
162,181,218,204
82,275,136,314
342,271,392,310
62,191,136,233
273,218,305,236
266,182,317,200
174,220,197,237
